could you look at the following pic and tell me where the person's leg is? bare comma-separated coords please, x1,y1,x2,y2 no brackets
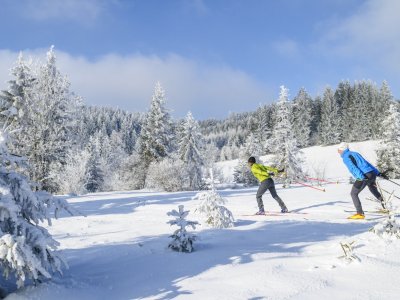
256,180,269,212
350,180,367,214
266,179,287,210
365,172,385,208
365,173,382,199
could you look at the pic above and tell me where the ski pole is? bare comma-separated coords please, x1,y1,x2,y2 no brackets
380,187,400,200
384,178,400,188
304,176,338,184
295,181,326,192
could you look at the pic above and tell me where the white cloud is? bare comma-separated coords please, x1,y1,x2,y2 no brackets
318,0,400,73
0,49,273,119
15,0,110,23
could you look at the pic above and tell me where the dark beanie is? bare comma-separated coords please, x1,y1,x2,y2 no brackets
248,156,256,163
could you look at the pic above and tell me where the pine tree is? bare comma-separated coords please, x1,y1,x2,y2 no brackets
0,53,36,154
85,136,104,193
376,102,400,179
0,84,74,288
271,86,305,183
310,95,322,144
319,87,341,145
24,47,78,192
167,205,198,253
335,80,354,140
138,82,173,163
374,80,393,137
350,81,373,141
178,112,204,190
291,87,313,148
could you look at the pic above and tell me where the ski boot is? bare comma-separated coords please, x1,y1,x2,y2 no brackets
347,213,365,220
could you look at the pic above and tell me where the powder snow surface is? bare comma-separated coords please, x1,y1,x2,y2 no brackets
6,140,400,300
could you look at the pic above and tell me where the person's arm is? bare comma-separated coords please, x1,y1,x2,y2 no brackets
264,165,279,175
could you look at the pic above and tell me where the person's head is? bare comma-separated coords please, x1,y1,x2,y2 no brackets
247,156,256,167
337,142,349,155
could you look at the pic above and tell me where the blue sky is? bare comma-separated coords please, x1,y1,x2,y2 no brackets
0,0,399,119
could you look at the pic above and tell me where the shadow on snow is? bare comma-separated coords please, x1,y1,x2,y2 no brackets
44,219,375,300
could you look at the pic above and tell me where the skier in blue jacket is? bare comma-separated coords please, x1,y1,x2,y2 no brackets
338,142,384,219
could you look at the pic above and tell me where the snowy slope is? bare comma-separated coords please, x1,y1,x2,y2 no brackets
6,140,400,300
215,140,381,183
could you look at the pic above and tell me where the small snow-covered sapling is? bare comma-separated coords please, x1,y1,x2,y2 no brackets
167,205,198,253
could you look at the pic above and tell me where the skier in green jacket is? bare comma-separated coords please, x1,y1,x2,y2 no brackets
248,156,288,215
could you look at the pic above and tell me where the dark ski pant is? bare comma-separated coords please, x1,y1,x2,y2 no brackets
351,171,382,214
256,178,286,211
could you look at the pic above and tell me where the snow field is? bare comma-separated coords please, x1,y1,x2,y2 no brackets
7,140,400,300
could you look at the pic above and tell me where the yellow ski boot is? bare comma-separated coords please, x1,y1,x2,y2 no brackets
347,213,365,220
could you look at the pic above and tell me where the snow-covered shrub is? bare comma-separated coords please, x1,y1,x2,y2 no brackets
117,153,147,190
146,157,188,192
51,148,90,195
370,191,400,239
371,215,400,239
195,189,234,228
167,205,198,253
194,171,234,228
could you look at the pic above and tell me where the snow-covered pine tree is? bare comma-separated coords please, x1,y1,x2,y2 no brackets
178,112,204,190
233,133,260,186
291,87,313,148
271,86,305,184
310,95,322,144
350,81,374,141
373,80,393,137
25,46,79,192
376,102,400,179
167,205,198,253
319,86,341,145
0,85,74,288
85,136,104,193
254,106,269,153
334,80,351,140
138,82,173,163
0,53,36,155
195,170,234,228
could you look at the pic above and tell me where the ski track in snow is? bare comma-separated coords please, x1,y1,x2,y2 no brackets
6,141,400,300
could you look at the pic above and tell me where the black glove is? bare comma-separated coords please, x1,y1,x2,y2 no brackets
278,168,285,173
379,171,389,180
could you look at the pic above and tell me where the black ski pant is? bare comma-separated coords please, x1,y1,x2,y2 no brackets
350,171,382,214
256,178,286,211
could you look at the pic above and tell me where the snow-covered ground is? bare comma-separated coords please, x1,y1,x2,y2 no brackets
7,140,400,300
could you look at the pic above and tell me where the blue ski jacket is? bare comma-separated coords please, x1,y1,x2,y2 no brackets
341,149,380,180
